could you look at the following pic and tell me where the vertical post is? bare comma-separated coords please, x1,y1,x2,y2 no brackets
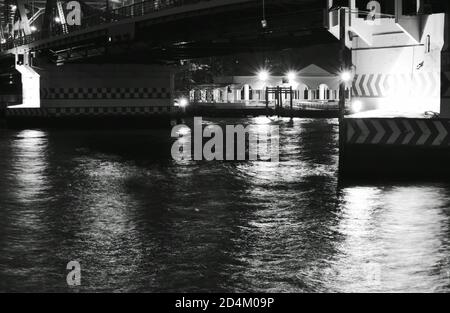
279,87,283,109
290,86,293,110
43,0,57,38
290,86,293,118
276,86,280,117
106,0,111,22
265,87,269,116
338,7,347,174
441,5,450,116
17,0,32,36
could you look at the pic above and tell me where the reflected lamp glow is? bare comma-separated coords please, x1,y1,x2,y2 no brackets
176,126,191,136
30,26,37,32
352,100,363,113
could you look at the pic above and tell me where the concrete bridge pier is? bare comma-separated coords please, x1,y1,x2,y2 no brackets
37,63,174,110
328,0,446,116
327,0,450,177
15,52,40,108
7,53,177,127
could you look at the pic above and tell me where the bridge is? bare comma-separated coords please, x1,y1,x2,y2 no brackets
0,0,329,61
0,0,448,109
0,0,447,109
0,0,449,176
0,0,333,110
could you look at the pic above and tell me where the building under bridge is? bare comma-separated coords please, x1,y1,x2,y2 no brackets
189,64,349,110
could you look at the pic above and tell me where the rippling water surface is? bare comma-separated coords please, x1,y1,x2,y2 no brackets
0,117,449,292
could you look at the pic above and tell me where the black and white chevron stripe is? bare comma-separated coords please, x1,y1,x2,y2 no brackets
346,118,450,146
352,72,440,98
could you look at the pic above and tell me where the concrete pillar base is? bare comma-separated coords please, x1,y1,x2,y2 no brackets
37,64,175,109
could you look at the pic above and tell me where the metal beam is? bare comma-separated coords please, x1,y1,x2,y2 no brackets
43,0,57,36
17,0,32,36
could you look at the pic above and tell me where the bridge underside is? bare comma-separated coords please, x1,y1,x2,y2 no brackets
0,0,333,109
37,0,330,64
116,2,328,62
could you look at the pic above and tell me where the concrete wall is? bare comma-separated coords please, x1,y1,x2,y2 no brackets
37,64,174,108
350,13,445,115
327,0,447,116
441,12,450,117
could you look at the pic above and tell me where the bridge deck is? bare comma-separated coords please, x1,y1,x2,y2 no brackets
0,0,324,56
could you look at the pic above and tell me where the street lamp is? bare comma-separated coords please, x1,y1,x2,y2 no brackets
179,98,189,108
261,0,268,29
286,71,297,83
340,71,352,82
258,69,269,82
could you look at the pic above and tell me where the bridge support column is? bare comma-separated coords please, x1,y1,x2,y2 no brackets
36,64,174,111
327,0,446,116
15,52,40,108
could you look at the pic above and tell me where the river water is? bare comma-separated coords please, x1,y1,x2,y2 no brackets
0,117,449,293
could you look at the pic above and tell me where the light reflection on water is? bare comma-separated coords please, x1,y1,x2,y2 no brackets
0,118,449,292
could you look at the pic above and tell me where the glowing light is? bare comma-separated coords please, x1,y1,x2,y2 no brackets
54,17,61,23
352,100,363,113
258,70,269,82
178,98,188,107
261,19,268,28
286,71,297,82
0,38,6,44
341,71,352,82
10,5,17,10
176,126,191,136
30,26,37,32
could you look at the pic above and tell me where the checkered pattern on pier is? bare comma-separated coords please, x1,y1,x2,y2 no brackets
41,87,171,100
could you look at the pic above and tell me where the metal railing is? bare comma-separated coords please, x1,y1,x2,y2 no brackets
190,99,344,111
0,0,216,51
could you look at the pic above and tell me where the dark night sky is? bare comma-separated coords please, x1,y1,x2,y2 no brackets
201,43,342,77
